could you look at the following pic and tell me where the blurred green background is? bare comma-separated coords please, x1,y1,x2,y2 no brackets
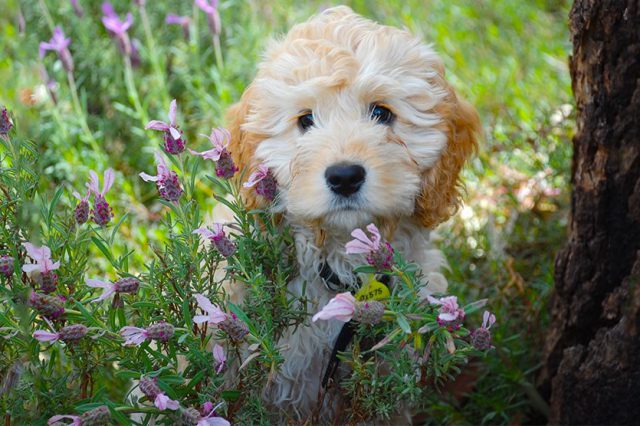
1,0,573,423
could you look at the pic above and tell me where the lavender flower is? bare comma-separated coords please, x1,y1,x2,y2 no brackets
243,164,277,201
140,152,184,202
185,402,231,426
0,107,13,139
353,300,385,325
120,322,175,346
427,295,465,329
101,2,134,56
146,100,186,155
29,292,65,318
195,0,221,35
72,189,90,224
192,294,248,341
139,377,180,411
39,27,74,73
86,277,140,302
33,324,88,343
193,224,236,257
48,406,110,426
193,294,228,325
345,223,395,271
0,255,14,278
22,243,61,294
166,14,190,39
69,0,84,17
219,314,249,342
470,310,496,350
87,169,115,226
189,128,237,179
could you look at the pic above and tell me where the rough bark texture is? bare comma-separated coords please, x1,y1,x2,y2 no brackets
538,1,640,424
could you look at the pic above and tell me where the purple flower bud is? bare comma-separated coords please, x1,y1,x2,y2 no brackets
0,255,14,278
80,405,111,426
0,107,13,138
213,236,236,258
58,324,88,342
470,327,492,350
74,200,90,224
163,129,186,155
29,292,65,318
139,377,162,400
158,172,183,202
353,301,385,325
180,407,201,425
470,311,496,350
146,322,174,342
219,315,249,342
114,277,140,294
215,150,238,179
36,271,59,294
91,194,113,226
140,153,184,202
366,242,394,271
255,170,277,201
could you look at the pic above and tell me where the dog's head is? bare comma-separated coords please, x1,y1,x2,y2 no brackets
227,6,480,234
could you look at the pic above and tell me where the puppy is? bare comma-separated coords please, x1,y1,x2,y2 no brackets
225,5,480,422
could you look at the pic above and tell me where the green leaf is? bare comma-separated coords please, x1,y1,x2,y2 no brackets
353,265,377,274
91,236,115,265
73,301,106,328
396,314,412,334
221,390,241,402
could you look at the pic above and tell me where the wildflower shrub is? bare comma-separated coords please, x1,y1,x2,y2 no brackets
1,1,574,424
0,105,495,423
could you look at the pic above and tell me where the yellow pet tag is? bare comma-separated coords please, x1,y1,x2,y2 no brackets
355,275,390,301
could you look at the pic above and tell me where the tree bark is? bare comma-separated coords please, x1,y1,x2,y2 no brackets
538,1,640,424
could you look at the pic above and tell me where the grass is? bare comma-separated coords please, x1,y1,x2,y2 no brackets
0,0,574,423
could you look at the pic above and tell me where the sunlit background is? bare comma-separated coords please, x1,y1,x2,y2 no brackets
1,0,573,423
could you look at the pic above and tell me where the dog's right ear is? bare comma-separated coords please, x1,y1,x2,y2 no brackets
225,85,264,209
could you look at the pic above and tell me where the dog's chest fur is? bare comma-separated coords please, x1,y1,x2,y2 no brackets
263,220,447,420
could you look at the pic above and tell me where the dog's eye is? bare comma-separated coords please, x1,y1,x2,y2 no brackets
369,104,395,125
298,112,315,132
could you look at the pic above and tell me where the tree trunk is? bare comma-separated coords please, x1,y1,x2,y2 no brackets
538,1,640,424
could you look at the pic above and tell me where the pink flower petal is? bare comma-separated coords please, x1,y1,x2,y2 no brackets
120,326,147,346
199,418,231,426
169,127,181,141
155,393,179,410
312,292,356,322
33,330,60,342
168,99,177,126
102,168,115,194
48,415,81,426
139,172,159,182
243,164,269,188
145,120,170,132
213,344,226,373
87,170,101,194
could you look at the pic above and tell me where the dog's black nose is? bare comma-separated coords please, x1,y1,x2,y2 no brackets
325,164,366,197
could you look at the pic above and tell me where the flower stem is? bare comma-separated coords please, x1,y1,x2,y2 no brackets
66,70,101,155
213,34,224,68
139,5,171,106
122,56,149,129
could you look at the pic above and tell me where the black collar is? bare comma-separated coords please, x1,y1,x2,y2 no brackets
318,261,360,292
318,262,391,390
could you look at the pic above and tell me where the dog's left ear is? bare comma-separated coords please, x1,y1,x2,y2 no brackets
225,85,266,210
413,85,481,229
